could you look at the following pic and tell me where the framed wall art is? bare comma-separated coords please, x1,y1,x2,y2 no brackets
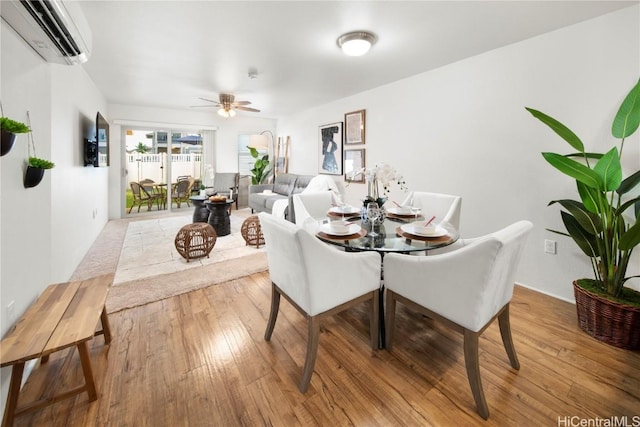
344,109,365,145
318,122,343,175
344,149,365,183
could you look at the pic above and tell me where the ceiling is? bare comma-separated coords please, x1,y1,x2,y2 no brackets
78,1,637,119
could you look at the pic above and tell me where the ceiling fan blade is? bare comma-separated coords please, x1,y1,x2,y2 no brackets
233,100,251,105
235,106,261,112
199,97,221,105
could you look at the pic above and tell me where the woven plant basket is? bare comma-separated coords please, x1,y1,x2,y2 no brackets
573,281,640,350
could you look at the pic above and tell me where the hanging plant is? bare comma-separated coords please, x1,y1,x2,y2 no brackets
23,111,54,188
28,156,55,169
0,113,31,157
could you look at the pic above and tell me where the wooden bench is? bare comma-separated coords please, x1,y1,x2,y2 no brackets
0,274,113,427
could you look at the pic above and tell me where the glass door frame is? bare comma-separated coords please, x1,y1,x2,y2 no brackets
117,120,217,219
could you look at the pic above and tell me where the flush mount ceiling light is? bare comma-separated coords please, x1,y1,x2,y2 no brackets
337,31,377,56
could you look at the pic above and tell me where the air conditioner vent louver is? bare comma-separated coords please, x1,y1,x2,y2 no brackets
21,0,82,57
1,0,92,65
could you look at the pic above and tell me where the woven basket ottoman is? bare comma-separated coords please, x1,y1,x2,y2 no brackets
175,223,217,262
241,215,265,248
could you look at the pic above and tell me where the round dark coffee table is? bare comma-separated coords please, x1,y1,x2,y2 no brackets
190,196,209,223
205,200,233,236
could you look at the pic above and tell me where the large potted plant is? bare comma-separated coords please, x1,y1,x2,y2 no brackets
247,146,270,184
526,79,640,349
0,117,30,157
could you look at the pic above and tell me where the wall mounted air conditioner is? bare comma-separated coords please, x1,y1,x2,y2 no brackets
1,0,92,65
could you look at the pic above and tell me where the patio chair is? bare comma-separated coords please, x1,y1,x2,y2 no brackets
140,178,155,193
171,179,192,208
129,181,162,213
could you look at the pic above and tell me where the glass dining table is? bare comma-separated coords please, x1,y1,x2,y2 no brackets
315,215,459,253
315,212,460,347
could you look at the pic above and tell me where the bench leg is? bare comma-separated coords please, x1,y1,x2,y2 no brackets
77,342,98,401
2,362,25,427
100,307,112,345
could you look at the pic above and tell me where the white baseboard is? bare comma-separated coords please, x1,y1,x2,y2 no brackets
515,281,576,304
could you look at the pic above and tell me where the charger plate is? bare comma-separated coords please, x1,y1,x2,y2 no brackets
395,226,452,243
327,211,361,219
317,228,367,240
387,213,424,221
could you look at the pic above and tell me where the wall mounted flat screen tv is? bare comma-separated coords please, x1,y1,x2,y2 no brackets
96,111,109,167
85,112,109,167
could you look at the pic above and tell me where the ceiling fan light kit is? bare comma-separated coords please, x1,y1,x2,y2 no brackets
337,31,377,56
218,108,236,118
196,93,260,118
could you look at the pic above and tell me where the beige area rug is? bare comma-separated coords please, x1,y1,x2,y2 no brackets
72,208,268,313
107,208,267,312
113,209,264,284
107,251,268,313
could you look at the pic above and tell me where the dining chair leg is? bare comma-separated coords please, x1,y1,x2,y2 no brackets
300,315,321,393
369,290,379,350
264,284,280,341
498,304,520,369
463,329,489,420
384,290,397,349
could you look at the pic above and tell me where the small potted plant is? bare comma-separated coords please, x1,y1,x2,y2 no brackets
1,117,30,157
526,79,640,349
24,156,55,188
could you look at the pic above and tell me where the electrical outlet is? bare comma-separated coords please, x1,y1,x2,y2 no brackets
544,239,557,255
7,300,16,323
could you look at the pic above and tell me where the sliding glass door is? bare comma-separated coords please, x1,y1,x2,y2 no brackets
123,126,209,217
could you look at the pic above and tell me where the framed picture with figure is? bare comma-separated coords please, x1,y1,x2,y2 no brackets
318,122,343,175
344,109,365,145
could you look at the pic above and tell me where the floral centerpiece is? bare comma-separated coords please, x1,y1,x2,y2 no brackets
351,162,408,207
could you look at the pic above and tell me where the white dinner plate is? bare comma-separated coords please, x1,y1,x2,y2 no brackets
387,207,419,216
329,205,360,214
320,223,361,236
400,223,447,237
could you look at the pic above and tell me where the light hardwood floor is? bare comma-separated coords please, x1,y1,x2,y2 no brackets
11,272,640,426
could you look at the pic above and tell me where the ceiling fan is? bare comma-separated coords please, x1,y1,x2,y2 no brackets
192,94,260,117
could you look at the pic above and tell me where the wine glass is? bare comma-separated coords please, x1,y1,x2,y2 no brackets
366,202,381,237
409,196,420,222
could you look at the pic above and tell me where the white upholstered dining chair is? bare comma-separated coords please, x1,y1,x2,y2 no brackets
258,212,381,392
383,220,533,419
401,191,462,231
292,192,335,225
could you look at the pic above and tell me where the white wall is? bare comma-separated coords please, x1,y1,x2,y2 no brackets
106,104,276,218
0,20,110,414
278,6,640,302
49,65,110,282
